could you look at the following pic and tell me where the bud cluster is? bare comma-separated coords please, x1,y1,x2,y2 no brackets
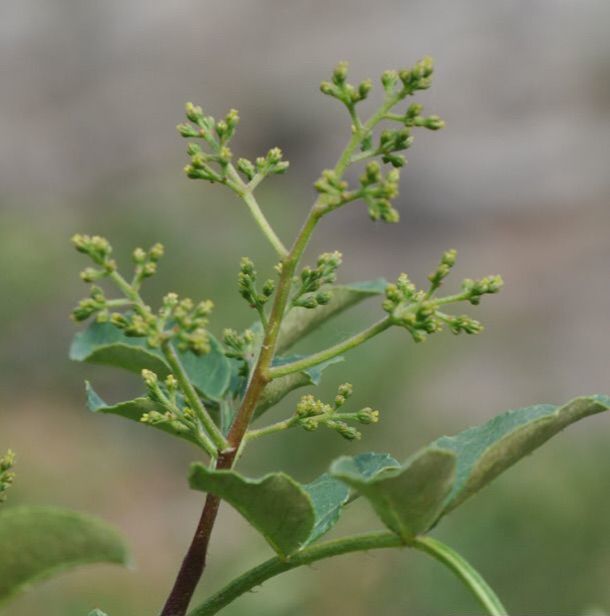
292,251,342,309
313,57,444,226
383,251,503,342
179,103,289,189
461,276,504,305
223,328,255,360
132,243,164,287
179,104,239,183
238,257,275,313
320,61,373,110
73,235,214,355
377,128,414,168
381,56,435,98
72,285,109,322
359,162,401,222
160,293,214,355
223,328,255,378
402,103,445,130
294,383,380,441
0,449,16,504
314,163,401,223
236,148,289,182
72,234,117,281
139,370,195,437
314,170,353,208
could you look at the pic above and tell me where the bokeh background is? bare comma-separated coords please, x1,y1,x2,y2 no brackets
1,1,609,614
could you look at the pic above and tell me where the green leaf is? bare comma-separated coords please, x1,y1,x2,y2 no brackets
331,449,456,540
433,394,610,521
189,464,313,558
176,336,232,402
253,356,344,420
277,278,387,353
189,452,401,556
70,321,166,374
71,321,231,401
302,452,400,545
300,474,349,546
85,382,199,446
0,506,129,605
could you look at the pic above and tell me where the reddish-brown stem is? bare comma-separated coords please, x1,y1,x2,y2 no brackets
159,201,326,616
159,449,238,616
159,492,221,616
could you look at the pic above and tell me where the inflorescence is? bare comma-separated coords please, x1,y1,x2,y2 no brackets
72,234,214,355
294,383,379,441
383,250,503,343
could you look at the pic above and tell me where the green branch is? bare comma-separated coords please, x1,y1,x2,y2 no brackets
187,532,403,616
187,532,507,616
267,318,392,380
226,165,289,258
161,341,229,454
414,536,508,616
244,416,299,442
109,270,228,454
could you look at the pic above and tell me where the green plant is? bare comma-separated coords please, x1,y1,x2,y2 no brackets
4,57,606,615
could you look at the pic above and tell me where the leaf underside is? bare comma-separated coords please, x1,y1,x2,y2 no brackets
85,382,200,445
71,321,231,401
0,506,129,605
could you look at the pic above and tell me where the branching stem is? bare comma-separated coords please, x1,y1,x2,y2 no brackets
268,317,392,379
109,270,228,454
162,78,418,615
161,341,229,454
227,165,289,258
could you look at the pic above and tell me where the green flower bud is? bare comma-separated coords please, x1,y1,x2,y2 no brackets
332,61,349,86
332,421,361,441
356,407,380,424
338,383,353,398
320,81,335,96
315,290,331,305
149,243,165,261
237,158,256,181
177,123,199,138
185,102,204,123
132,247,147,263
262,279,275,298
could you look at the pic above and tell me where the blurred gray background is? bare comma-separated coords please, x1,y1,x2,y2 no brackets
1,1,609,615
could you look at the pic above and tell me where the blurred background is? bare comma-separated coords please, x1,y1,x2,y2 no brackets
1,1,609,614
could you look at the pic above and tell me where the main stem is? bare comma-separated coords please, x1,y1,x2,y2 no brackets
161,90,400,616
160,208,322,616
